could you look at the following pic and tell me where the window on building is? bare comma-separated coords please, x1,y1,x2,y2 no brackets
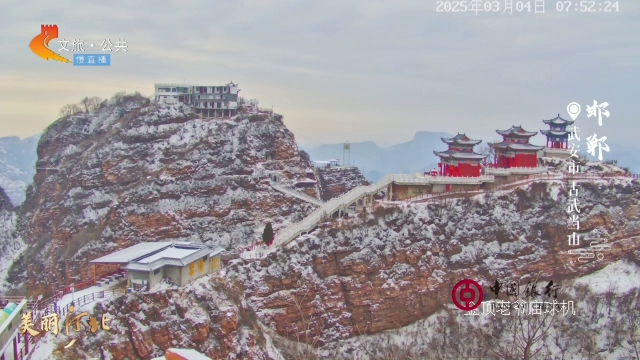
154,269,160,275
216,87,221,92
217,102,222,108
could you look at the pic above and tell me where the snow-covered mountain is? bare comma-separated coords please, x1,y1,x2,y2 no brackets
0,186,24,292
225,175,638,358
57,170,640,359
0,134,40,206
8,93,363,293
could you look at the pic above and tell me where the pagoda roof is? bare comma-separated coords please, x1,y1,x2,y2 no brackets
441,133,482,146
540,129,569,136
496,126,538,137
543,114,574,126
488,142,544,151
433,150,487,160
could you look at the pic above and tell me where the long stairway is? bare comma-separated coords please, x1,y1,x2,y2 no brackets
241,174,436,259
270,182,325,206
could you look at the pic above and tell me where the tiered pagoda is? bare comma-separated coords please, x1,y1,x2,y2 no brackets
540,114,574,149
433,133,487,177
489,126,544,168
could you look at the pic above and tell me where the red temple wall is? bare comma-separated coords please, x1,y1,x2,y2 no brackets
458,163,480,177
515,153,537,167
497,156,509,167
497,154,537,167
439,163,480,176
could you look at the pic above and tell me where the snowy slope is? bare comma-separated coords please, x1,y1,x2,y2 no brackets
0,187,24,292
227,177,640,349
9,93,318,293
299,259,640,360
0,135,40,206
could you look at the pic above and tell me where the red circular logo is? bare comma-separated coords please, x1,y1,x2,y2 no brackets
452,279,483,311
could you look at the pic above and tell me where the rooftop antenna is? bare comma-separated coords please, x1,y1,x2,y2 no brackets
343,142,351,167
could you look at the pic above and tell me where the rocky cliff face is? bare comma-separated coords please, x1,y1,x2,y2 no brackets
54,276,270,360
226,177,640,346
64,170,640,359
8,94,318,293
316,167,369,201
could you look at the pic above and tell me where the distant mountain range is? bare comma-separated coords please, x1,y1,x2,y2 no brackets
0,135,40,206
302,131,640,182
0,131,637,205
301,131,453,182
599,142,640,173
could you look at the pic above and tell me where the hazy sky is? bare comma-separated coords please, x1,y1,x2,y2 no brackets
1,0,638,148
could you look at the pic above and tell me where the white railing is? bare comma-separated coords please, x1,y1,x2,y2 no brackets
484,166,547,175
424,175,495,183
242,174,405,258
271,183,324,206
155,83,194,88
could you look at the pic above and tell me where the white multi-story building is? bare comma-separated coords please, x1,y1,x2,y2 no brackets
154,82,239,118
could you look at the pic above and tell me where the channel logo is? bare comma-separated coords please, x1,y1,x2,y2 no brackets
29,25,71,63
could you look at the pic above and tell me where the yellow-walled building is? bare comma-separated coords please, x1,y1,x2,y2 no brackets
90,242,224,292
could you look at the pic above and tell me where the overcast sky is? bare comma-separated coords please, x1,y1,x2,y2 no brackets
1,0,638,149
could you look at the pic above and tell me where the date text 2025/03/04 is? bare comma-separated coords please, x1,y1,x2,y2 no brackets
435,0,620,13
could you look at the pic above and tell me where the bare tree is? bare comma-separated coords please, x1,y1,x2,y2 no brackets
621,289,640,359
478,144,495,165
110,91,126,104
480,308,558,360
86,96,102,112
59,103,82,118
80,96,91,113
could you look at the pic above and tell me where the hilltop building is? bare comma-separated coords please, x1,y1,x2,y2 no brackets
541,114,573,149
90,242,224,292
154,82,239,118
488,126,544,168
433,133,487,177
387,133,495,200
541,114,574,158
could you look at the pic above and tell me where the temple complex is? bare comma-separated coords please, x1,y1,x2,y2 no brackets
489,126,544,168
433,133,487,177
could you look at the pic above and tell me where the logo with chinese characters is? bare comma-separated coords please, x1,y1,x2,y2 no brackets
19,306,112,354
486,277,561,301
29,24,126,67
29,25,71,63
